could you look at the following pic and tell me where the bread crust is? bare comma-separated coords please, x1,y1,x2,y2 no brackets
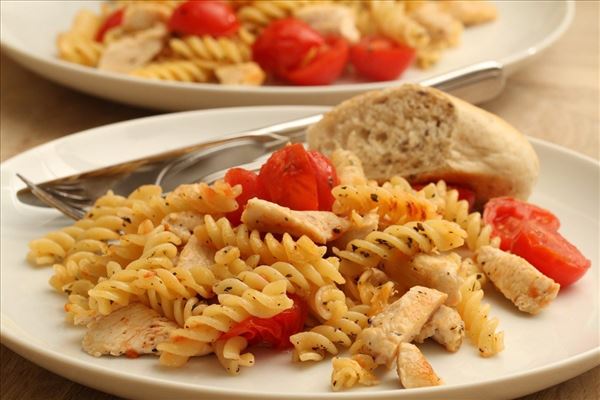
307,84,539,202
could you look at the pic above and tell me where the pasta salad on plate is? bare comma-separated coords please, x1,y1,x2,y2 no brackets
56,0,497,86
25,93,591,391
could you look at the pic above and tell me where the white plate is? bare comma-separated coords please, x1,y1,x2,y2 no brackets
1,106,599,400
0,1,573,110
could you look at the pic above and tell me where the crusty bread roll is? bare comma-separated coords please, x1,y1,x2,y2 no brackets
307,84,539,203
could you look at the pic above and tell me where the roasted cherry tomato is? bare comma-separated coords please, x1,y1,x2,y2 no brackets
220,295,307,349
224,167,267,226
252,19,348,85
282,37,349,86
350,36,415,81
252,18,325,78
484,197,560,250
168,0,239,37
258,144,339,211
258,144,319,211
95,8,124,42
511,221,591,287
307,150,339,211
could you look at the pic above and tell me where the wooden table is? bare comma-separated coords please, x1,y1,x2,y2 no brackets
1,2,598,399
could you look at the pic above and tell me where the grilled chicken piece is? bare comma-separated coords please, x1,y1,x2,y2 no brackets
353,286,447,367
330,149,368,186
410,2,463,47
161,211,205,243
122,3,170,32
439,0,498,26
241,198,350,244
295,4,360,42
332,212,379,249
177,235,216,269
82,303,177,357
215,62,266,86
414,305,464,352
476,246,560,314
98,24,166,73
405,253,463,306
396,343,443,388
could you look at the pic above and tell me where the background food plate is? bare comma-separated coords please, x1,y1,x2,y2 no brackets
0,1,573,110
1,107,598,400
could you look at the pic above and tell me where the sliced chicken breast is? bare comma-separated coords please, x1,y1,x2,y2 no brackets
353,286,447,367
215,62,266,86
295,4,360,42
396,343,443,388
414,305,464,352
83,303,177,357
161,211,205,243
241,198,350,244
476,246,560,314
177,235,216,270
407,253,463,306
98,25,167,73
332,212,379,250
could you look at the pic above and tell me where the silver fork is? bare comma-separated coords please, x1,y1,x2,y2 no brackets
16,61,505,220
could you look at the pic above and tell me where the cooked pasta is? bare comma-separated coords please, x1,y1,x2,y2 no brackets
169,35,252,64
331,354,379,391
56,0,497,85
214,336,255,375
456,274,504,357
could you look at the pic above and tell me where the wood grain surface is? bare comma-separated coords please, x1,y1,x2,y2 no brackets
1,2,598,399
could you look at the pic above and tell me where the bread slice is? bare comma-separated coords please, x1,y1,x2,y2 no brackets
307,84,539,203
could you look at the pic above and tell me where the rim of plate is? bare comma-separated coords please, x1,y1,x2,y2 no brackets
0,1,574,95
1,105,598,399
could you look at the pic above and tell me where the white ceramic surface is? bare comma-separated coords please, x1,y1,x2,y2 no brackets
0,1,573,110
1,107,598,400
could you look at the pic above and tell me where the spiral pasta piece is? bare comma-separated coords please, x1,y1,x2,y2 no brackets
130,60,214,83
195,215,329,265
237,0,308,28
332,183,437,227
331,355,379,391
335,220,467,270
214,336,255,375
291,305,369,362
169,36,252,64
456,274,504,357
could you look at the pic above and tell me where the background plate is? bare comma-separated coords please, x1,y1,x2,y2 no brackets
1,107,598,400
0,1,573,110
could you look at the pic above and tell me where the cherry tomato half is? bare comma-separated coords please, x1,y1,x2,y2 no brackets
169,0,239,37
283,37,349,86
224,167,267,226
95,8,124,42
220,295,307,349
258,144,339,211
258,144,320,211
350,36,415,81
511,221,591,287
484,197,560,250
252,18,325,78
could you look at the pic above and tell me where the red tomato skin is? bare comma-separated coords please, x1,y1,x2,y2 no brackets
95,9,124,42
168,0,239,37
258,144,320,211
307,150,339,211
283,37,349,86
252,18,325,77
511,221,591,287
224,168,266,226
220,295,307,349
350,36,415,81
484,197,561,250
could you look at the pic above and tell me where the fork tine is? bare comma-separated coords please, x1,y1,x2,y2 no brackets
16,174,86,220
44,187,91,202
